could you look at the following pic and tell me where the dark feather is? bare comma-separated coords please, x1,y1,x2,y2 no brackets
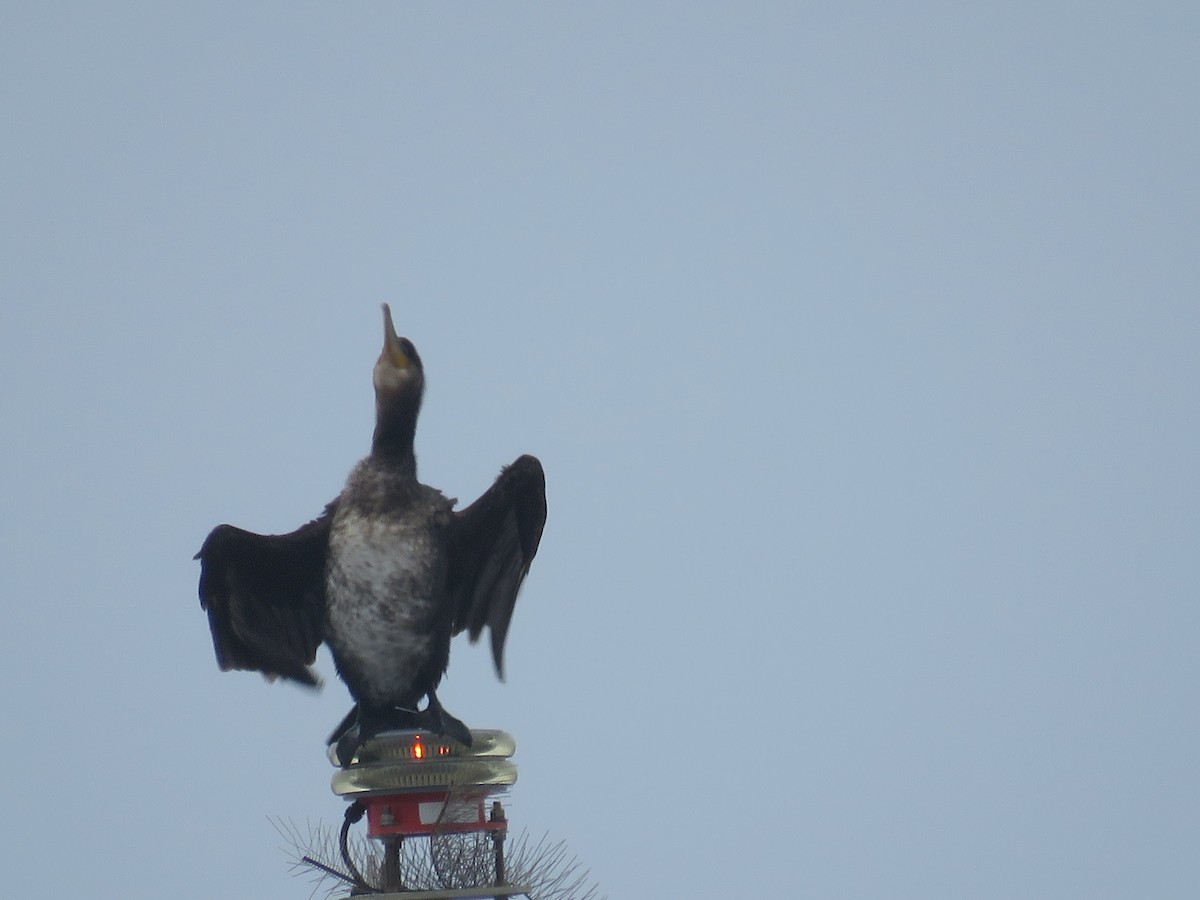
447,454,547,679
195,500,338,687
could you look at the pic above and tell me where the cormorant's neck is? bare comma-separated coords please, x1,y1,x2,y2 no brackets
371,390,421,477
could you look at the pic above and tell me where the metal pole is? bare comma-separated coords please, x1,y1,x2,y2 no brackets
381,835,403,892
489,800,507,892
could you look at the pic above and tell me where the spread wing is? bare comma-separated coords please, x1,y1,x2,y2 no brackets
194,500,338,687
447,454,547,679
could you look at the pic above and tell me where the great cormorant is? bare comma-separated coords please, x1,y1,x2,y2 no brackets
195,305,547,764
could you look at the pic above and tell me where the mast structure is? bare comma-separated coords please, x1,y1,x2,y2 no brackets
324,728,531,898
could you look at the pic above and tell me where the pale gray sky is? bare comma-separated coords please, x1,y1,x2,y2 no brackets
2,3,1197,898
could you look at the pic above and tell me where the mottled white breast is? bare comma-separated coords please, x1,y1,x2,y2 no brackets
324,483,452,704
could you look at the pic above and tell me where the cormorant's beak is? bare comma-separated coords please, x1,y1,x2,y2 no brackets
381,303,411,369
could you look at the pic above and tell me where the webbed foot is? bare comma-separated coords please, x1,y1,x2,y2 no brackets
328,704,359,748
329,695,473,766
330,703,401,766
334,723,361,767
418,691,473,748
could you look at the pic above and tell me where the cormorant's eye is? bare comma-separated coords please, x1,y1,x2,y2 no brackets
400,339,417,359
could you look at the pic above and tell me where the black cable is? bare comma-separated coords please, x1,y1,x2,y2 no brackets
340,800,376,893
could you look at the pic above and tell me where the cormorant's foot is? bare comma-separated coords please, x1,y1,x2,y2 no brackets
419,693,474,748
327,704,360,748
435,708,473,748
334,723,362,767
331,698,473,763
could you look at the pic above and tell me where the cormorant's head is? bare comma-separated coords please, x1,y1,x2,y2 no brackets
373,303,424,397
371,304,424,455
